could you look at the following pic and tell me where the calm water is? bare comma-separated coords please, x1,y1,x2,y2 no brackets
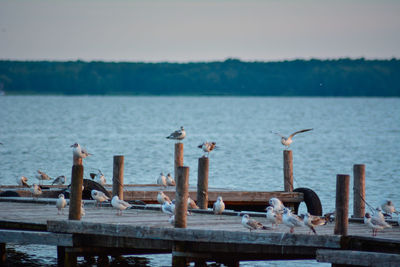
1,96,399,266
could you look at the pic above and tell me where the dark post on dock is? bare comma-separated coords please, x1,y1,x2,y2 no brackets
174,143,184,180
69,156,84,220
334,174,350,236
175,166,189,228
113,155,124,200
283,150,293,192
197,157,209,209
353,164,366,218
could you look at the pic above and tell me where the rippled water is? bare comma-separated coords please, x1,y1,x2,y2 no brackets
1,96,399,266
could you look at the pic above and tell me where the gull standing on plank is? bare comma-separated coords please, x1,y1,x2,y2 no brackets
52,175,66,185
188,197,200,210
36,170,52,184
364,212,391,236
303,212,328,235
166,173,176,186
70,143,92,159
91,189,110,208
17,176,30,188
213,196,225,215
269,197,285,214
56,194,67,215
111,196,132,216
380,200,399,217
241,214,269,232
157,172,167,187
198,141,216,157
31,183,42,199
166,126,186,142
272,129,313,149
157,191,171,205
265,206,282,228
282,208,304,233
162,201,175,216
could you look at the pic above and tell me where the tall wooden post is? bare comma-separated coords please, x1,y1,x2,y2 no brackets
283,150,293,192
334,174,350,236
353,164,366,218
197,157,209,209
174,143,184,180
112,155,124,200
69,156,83,220
175,166,189,228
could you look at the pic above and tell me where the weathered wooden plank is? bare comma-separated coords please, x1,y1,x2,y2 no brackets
316,249,400,267
0,229,73,246
0,220,47,231
342,235,400,254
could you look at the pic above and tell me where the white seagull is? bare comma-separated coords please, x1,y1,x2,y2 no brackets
56,194,67,215
36,170,52,184
166,126,186,142
198,141,216,157
91,189,110,208
52,175,66,185
17,176,30,188
269,197,285,214
166,173,176,186
265,206,282,228
162,201,175,216
380,200,399,217
282,208,304,233
272,129,313,149
157,172,167,187
364,212,391,236
303,212,328,235
70,143,92,159
95,169,107,185
31,183,42,199
157,191,172,205
241,214,268,232
213,196,225,217
111,196,132,216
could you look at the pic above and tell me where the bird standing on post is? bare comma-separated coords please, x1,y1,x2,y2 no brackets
198,141,216,157
70,143,92,158
271,129,313,149
166,126,186,142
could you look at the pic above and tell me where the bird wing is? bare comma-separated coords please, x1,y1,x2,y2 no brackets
271,131,285,138
288,215,303,226
288,129,313,139
247,218,263,229
118,199,132,208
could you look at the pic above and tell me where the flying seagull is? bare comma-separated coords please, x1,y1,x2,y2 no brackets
271,129,313,149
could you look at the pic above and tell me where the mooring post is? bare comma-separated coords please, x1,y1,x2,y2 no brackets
283,150,293,192
69,156,83,220
197,157,209,209
112,155,124,200
334,174,350,236
175,166,189,228
353,164,366,218
0,243,6,264
174,143,184,180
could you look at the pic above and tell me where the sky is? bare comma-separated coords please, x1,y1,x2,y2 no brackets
0,0,399,62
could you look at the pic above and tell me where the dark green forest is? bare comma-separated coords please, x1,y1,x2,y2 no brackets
0,58,399,96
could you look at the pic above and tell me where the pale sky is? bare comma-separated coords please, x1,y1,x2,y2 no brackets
0,0,399,62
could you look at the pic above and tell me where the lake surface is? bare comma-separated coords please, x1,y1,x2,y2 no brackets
1,96,399,266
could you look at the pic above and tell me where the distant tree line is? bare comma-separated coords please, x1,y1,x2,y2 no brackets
0,58,399,96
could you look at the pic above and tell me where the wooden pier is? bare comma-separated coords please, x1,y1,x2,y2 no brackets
0,199,399,266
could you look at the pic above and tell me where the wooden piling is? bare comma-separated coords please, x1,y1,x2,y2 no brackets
283,150,293,192
72,155,82,166
172,241,188,267
334,174,350,236
112,155,124,200
69,156,83,220
353,164,366,218
197,157,209,209
0,243,6,264
174,143,184,180
175,166,189,228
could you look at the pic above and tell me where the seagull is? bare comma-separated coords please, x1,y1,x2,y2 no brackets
241,214,269,232
157,172,167,187
271,129,313,149
31,184,42,199
70,143,92,159
269,197,285,214
373,207,386,221
188,197,200,210
198,142,216,157
91,189,110,208
282,208,304,233
17,176,30,188
56,194,67,215
380,200,399,218
157,191,172,205
364,212,391,236
213,196,225,219
111,196,132,216
265,206,282,228
166,173,176,186
303,212,328,235
52,175,66,185
166,126,186,142
162,201,175,216
36,170,52,184
96,169,106,185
